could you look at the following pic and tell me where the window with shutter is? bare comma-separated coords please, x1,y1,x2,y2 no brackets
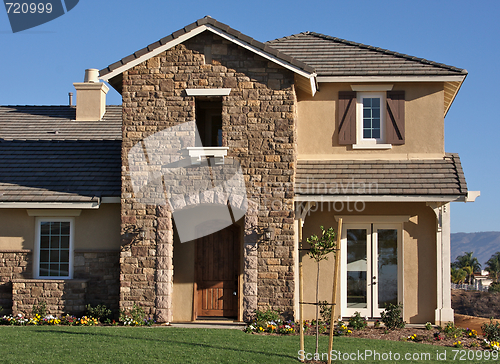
338,90,405,148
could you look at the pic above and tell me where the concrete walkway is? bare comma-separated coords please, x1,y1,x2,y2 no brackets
169,321,247,330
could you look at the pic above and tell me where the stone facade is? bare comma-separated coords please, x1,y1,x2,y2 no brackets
0,250,31,314
12,279,87,316
121,32,297,321
73,250,120,312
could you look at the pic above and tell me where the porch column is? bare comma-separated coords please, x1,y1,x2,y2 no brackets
156,205,174,323
431,203,454,324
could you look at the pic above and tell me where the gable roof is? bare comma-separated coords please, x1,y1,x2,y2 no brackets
0,106,122,204
295,153,467,200
267,32,467,78
99,16,316,95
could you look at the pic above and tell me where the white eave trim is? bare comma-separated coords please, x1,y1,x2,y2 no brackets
0,201,100,209
335,215,410,223
294,195,466,203
100,24,316,85
465,191,480,202
318,75,466,83
205,25,315,80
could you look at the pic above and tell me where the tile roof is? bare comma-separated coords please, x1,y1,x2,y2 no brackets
295,154,467,196
0,106,122,202
267,32,467,77
0,106,121,140
99,16,315,80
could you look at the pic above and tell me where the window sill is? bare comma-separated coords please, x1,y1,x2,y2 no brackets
186,147,229,165
352,143,392,150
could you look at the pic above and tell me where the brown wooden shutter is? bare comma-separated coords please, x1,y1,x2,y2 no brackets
338,91,356,145
386,91,405,145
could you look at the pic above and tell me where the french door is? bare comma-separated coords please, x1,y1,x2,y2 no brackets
341,223,401,318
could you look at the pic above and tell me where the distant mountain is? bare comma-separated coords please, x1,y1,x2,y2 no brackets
451,232,500,268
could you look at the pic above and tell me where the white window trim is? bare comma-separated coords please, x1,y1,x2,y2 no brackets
33,217,75,279
185,88,231,96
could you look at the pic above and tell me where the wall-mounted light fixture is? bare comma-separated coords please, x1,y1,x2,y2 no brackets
265,227,274,240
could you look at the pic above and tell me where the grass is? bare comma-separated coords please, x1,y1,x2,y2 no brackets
0,326,486,363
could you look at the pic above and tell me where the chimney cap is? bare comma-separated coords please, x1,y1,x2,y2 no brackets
84,69,99,83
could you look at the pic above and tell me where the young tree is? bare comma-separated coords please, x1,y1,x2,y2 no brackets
486,252,500,282
307,226,337,356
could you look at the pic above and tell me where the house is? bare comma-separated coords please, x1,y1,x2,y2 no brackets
0,16,479,324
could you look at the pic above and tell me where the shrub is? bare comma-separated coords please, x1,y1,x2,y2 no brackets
489,282,500,293
348,312,367,330
482,318,500,342
85,304,112,323
381,303,406,330
31,301,47,318
255,307,280,323
425,322,433,330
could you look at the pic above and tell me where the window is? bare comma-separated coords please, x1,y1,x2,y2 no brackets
195,98,223,147
357,92,385,145
34,218,74,279
338,90,405,148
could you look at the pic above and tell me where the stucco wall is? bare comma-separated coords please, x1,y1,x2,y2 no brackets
0,204,121,251
300,202,437,324
296,82,444,160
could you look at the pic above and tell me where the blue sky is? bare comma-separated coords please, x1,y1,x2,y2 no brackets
0,0,498,234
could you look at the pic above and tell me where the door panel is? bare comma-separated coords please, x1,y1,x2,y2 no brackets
196,224,239,318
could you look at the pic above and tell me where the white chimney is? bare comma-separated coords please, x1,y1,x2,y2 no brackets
73,69,109,121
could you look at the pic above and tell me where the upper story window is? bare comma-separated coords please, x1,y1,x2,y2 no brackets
338,89,405,149
34,218,74,279
359,92,385,143
195,99,223,147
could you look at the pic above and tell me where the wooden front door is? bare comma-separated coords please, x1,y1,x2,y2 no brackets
195,224,239,318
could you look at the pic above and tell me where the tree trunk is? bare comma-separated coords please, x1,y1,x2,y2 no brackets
315,261,320,355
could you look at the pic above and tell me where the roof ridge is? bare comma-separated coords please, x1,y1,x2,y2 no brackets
305,32,467,75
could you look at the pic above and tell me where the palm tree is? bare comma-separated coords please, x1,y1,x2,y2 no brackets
451,267,467,284
486,252,500,282
451,252,481,284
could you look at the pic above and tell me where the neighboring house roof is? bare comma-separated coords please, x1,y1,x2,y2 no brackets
267,32,467,77
295,153,467,198
0,106,122,203
99,16,316,95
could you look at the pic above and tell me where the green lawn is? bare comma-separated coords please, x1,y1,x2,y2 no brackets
0,326,488,363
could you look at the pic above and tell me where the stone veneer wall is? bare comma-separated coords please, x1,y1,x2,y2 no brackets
73,250,120,312
121,31,297,322
0,250,32,314
12,279,87,316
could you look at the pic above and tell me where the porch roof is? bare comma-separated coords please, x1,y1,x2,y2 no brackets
295,153,467,197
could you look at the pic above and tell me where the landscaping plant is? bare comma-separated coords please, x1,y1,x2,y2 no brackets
380,303,406,330
306,225,337,356
482,318,500,342
348,311,367,330
86,304,112,323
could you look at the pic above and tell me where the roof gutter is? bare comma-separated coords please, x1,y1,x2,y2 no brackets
294,195,469,203
0,200,100,209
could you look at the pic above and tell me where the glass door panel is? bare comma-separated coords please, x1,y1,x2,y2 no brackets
374,228,398,315
345,227,371,317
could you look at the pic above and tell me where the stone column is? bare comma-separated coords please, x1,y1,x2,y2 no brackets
243,201,259,322
155,205,174,323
